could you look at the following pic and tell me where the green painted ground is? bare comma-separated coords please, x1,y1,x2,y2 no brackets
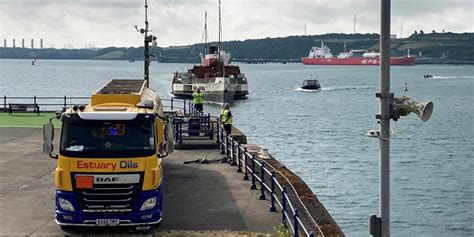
0,112,61,127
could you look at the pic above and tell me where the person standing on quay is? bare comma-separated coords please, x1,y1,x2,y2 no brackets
220,103,233,134
192,88,204,113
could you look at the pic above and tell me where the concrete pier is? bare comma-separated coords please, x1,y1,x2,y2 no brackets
0,128,281,235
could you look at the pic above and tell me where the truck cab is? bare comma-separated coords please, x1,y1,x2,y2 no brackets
44,79,171,230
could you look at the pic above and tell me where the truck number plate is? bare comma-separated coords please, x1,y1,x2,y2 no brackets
96,219,120,226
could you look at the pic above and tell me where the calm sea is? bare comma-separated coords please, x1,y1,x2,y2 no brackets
0,59,473,236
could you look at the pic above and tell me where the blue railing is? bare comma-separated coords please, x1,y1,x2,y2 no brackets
216,126,325,237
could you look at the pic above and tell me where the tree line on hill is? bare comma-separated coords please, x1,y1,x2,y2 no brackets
0,32,472,62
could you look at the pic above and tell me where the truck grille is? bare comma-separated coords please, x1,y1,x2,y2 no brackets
71,173,143,214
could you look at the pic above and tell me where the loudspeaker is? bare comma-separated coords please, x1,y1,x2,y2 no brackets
393,96,433,122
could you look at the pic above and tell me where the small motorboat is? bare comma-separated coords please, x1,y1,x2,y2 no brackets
423,74,433,79
301,79,321,90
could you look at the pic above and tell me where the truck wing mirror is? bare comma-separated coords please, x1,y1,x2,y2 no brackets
43,122,57,159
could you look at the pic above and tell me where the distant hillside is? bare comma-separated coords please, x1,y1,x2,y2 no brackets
0,32,472,62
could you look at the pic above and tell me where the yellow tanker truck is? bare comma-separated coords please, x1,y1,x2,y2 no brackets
43,79,172,230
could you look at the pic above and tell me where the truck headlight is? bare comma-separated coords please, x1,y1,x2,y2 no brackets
140,197,157,211
59,198,75,211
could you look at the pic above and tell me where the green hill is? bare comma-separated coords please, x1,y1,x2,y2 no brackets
0,32,472,62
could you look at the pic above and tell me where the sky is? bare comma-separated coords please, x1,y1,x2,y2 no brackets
0,0,472,49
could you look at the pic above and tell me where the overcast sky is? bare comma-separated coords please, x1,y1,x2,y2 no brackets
0,0,472,48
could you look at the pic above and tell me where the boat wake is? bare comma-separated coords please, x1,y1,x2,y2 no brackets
297,85,377,92
322,85,377,91
296,87,321,92
296,85,377,92
421,76,474,79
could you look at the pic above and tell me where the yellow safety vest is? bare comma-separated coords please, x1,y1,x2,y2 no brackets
220,109,233,125
192,92,204,104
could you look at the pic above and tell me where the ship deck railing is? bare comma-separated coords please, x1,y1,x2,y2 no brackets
216,126,325,237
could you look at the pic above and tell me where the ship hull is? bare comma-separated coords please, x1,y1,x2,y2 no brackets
301,57,415,65
171,78,247,104
172,90,237,105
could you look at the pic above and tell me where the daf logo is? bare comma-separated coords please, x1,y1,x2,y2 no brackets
96,177,118,182
91,174,140,184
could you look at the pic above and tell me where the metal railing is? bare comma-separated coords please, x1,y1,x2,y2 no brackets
173,114,218,143
1,96,199,116
161,98,198,116
2,96,90,112
216,126,325,237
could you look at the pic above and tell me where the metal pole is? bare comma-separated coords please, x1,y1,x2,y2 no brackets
379,0,391,236
282,187,287,224
259,163,266,200
250,155,257,190
270,171,276,212
243,148,249,180
143,0,150,87
293,209,299,237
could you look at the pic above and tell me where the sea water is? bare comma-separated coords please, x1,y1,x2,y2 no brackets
1,59,472,236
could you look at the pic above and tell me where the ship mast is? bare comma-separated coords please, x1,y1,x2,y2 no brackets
204,11,208,55
218,0,223,76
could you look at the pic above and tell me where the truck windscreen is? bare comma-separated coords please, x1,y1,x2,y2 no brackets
60,120,156,158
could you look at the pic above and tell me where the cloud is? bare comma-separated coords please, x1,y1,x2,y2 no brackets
0,0,472,48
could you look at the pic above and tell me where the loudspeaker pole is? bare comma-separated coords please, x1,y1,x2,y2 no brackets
378,0,391,236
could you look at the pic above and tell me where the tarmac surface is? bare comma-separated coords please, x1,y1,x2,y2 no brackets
0,128,281,235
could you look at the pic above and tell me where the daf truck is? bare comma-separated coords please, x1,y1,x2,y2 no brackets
43,79,172,230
